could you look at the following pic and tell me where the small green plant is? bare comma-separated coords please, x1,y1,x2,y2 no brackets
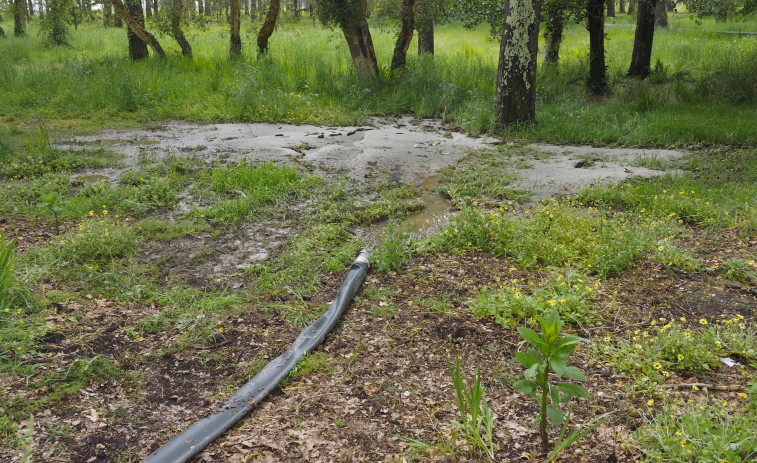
513,310,606,457
449,358,496,461
373,220,412,273
53,217,137,265
719,257,756,282
0,231,18,312
36,191,65,234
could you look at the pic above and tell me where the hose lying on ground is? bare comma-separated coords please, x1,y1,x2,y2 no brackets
142,246,374,463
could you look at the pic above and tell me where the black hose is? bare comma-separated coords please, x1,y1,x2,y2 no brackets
142,247,374,463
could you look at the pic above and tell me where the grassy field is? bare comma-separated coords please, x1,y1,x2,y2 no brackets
1,9,756,463
1,13,756,144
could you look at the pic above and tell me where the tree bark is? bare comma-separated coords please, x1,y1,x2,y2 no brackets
27,0,33,18
172,0,192,55
588,0,607,94
627,0,654,77
606,0,615,16
543,5,563,65
38,0,44,19
654,0,667,26
390,0,415,71
628,0,635,13
14,0,27,36
339,0,379,79
619,0,626,13
257,0,279,54
204,0,210,15
229,0,241,56
145,0,152,18
112,0,166,58
416,0,433,55
495,0,542,128
104,0,112,26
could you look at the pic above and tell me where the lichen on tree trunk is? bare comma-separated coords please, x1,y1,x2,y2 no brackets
543,4,563,66
14,0,27,37
495,0,542,128
390,0,415,71
416,0,433,55
339,2,379,80
257,0,280,55
627,0,655,77
230,0,241,56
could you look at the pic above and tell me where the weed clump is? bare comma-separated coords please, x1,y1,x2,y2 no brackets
52,217,137,265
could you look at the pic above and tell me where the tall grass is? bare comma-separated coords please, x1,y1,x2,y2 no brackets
0,14,755,144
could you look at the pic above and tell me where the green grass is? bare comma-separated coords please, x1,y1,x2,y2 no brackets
1,14,755,144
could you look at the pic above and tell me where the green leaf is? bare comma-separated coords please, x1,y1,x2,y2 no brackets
554,335,580,349
517,327,546,352
550,383,560,406
555,383,589,399
524,363,539,379
562,366,587,381
550,358,567,376
515,349,541,368
513,379,537,398
547,404,564,424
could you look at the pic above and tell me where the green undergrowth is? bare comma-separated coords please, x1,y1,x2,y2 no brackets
1,16,755,144
597,314,756,395
428,198,684,278
471,269,600,327
437,147,533,208
634,390,757,462
577,148,757,235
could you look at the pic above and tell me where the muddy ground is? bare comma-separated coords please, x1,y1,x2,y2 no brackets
4,120,753,463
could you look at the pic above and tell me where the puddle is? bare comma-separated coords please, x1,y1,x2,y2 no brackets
74,174,111,184
399,174,452,234
97,139,162,146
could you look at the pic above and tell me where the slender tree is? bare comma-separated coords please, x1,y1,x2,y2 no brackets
38,0,44,19
542,2,564,65
587,0,607,94
416,0,433,54
257,0,279,54
14,0,28,36
619,0,625,13
627,0,655,77
145,0,152,17
316,0,379,79
172,0,193,55
390,0,415,70
112,0,166,58
230,0,241,55
606,0,615,16
654,0,667,26
495,0,542,127
104,0,113,25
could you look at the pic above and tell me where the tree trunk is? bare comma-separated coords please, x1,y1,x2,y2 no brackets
27,0,33,19
628,0,635,13
416,0,433,55
543,5,563,65
339,0,379,79
229,0,241,55
619,0,626,13
495,0,542,128
390,0,415,71
14,0,27,36
654,0,667,26
588,0,607,94
204,0,210,15
243,0,248,16
104,0,112,25
606,0,615,16
112,0,166,58
257,0,279,54
627,0,654,77
172,0,192,55
198,0,203,15
38,0,44,19
145,0,152,18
